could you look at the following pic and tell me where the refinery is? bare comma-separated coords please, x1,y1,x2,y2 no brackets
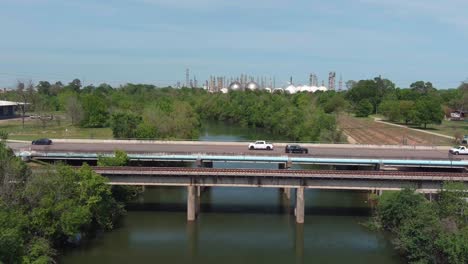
179,69,344,94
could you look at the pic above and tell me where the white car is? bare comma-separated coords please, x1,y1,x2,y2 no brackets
449,146,468,155
248,141,274,150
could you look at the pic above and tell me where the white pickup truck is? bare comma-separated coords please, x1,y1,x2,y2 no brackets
449,146,468,155
248,141,274,150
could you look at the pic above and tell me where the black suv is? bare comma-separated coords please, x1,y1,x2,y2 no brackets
285,144,308,154
32,138,52,145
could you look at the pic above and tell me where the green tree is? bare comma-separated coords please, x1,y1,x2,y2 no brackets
65,78,82,93
437,182,467,224
110,112,142,139
0,205,27,264
399,100,414,125
80,93,109,128
378,100,401,121
377,189,426,231
410,97,444,128
435,226,468,264
396,202,441,263
410,81,436,95
36,81,51,95
355,99,373,117
98,150,130,166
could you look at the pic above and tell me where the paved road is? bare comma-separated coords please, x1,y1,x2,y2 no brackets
7,141,458,160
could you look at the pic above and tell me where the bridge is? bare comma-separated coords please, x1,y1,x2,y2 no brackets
12,140,467,223
91,166,468,223
11,140,465,169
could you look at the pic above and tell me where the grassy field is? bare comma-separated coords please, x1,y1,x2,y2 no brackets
0,116,112,141
339,114,453,145
373,114,468,138
414,119,468,138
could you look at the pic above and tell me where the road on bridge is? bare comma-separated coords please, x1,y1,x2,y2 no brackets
7,141,458,160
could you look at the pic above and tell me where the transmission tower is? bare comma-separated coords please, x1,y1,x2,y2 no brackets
328,71,336,90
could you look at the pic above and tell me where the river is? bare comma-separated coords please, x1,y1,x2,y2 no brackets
60,121,403,264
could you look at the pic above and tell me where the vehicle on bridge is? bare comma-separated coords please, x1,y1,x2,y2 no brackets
449,146,468,155
285,144,308,154
32,138,52,145
248,141,274,150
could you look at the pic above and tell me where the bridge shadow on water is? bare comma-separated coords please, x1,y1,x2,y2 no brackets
125,202,371,217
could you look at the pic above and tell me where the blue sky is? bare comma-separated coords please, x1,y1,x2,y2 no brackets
0,0,467,88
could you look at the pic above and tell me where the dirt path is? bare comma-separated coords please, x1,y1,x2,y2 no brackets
338,114,452,146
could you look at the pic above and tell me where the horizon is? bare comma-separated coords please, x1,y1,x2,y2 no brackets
1,0,467,89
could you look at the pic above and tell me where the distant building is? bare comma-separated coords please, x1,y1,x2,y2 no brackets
450,110,465,121
0,100,21,118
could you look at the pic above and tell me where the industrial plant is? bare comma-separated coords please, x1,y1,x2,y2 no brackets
180,69,344,94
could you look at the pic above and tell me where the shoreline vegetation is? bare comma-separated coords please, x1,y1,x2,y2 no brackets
0,140,138,263
367,186,467,263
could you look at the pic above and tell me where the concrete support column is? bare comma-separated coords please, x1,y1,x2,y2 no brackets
187,186,197,221
295,187,305,224
284,188,291,200
278,161,292,169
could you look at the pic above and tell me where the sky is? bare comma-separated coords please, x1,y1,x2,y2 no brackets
0,0,467,89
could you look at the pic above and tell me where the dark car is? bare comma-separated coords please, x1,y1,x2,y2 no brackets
32,138,52,145
285,144,308,154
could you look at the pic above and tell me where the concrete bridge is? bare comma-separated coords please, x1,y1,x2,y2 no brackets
91,166,468,223
17,151,468,170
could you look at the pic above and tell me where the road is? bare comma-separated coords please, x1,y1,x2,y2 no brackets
7,141,458,160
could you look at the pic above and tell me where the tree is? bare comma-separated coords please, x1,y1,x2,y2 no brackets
66,79,82,93
410,97,444,128
36,81,51,95
15,81,28,129
378,100,401,121
97,150,130,166
65,95,84,126
377,189,426,231
397,202,441,263
410,81,436,95
437,182,467,225
345,80,357,90
355,99,373,117
80,94,109,128
399,100,414,125
110,112,141,139
435,226,468,264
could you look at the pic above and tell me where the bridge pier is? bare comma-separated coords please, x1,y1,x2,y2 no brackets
187,186,198,221
196,159,213,168
284,188,291,200
295,187,305,224
278,161,292,169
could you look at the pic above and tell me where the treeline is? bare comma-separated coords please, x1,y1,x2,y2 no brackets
373,185,467,263
196,90,345,142
0,139,126,263
3,77,466,141
344,77,468,128
2,80,346,142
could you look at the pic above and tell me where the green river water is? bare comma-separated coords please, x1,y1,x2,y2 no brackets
60,122,403,264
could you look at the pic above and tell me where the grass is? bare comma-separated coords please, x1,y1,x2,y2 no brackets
377,117,468,138
426,120,468,137
0,116,113,141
